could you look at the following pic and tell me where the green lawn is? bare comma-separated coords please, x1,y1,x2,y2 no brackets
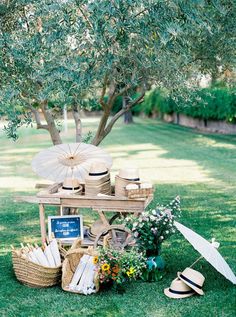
0,117,236,317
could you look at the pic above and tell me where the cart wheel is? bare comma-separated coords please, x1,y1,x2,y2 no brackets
93,225,134,250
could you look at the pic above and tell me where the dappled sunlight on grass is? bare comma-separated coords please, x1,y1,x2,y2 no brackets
108,143,215,184
195,135,236,149
0,176,46,190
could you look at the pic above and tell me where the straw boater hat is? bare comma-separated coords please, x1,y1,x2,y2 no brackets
118,168,140,181
85,162,109,181
58,178,82,194
178,267,205,295
164,278,195,299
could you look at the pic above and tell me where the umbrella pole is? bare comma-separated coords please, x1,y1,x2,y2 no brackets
189,255,203,268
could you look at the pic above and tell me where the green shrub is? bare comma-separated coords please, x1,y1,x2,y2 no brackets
139,87,236,123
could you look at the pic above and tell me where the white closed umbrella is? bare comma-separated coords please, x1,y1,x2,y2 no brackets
31,143,112,183
44,243,56,267
49,239,61,267
33,246,50,267
174,221,236,285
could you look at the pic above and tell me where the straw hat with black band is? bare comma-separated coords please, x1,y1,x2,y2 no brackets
164,278,195,299
177,267,205,295
85,162,109,181
58,178,82,194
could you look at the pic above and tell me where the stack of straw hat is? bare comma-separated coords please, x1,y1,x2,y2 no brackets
164,267,205,299
115,168,140,197
85,162,111,196
87,220,107,242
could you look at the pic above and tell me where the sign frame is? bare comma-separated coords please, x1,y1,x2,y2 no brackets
48,214,84,242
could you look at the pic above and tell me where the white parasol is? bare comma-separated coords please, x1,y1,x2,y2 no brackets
33,245,50,267
49,239,61,267
174,221,236,285
31,143,112,183
44,243,56,267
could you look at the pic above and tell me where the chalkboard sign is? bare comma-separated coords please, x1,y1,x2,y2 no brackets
48,215,84,242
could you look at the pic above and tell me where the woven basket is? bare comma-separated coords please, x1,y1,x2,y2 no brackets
62,239,99,294
12,250,62,288
126,187,154,199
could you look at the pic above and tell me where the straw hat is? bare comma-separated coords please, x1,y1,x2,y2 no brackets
115,168,140,197
178,267,205,295
90,220,107,236
118,168,140,181
85,162,109,181
58,178,82,194
164,278,195,299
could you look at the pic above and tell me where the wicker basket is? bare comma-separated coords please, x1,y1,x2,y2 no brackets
12,250,62,288
126,187,154,199
62,239,99,294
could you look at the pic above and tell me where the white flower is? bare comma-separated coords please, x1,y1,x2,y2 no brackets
160,236,164,240
152,210,156,215
133,222,138,227
150,215,156,221
165,230,169,234
211,238,220,249
134,231,139,238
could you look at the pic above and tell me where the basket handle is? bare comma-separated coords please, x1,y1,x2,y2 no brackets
66,246,94,257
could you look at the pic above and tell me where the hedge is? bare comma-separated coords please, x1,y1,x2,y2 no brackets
139,87,236,123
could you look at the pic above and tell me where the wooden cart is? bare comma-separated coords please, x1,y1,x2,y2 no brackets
16,184,153,249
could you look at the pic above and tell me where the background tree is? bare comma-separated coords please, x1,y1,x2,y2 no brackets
0,0,235,145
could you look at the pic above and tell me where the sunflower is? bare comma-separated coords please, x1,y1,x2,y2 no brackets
93,256,98,264
101,263,110,271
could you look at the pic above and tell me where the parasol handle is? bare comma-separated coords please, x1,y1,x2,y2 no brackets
189,255,203,268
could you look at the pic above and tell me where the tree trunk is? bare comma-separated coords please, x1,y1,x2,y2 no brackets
72,104,82,143
91,111,110,146
123,96,133,124
41,103,62,145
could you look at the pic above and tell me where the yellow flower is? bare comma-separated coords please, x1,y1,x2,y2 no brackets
129,267,136,274
93,256,98,264
126,267,136,277
101,263,110,271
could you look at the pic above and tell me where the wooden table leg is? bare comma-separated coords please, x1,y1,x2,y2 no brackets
39,203,47,244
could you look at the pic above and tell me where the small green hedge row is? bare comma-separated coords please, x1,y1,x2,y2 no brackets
137,87,236,123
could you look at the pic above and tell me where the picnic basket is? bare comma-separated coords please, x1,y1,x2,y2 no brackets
62,239,99,294
12,248,63,288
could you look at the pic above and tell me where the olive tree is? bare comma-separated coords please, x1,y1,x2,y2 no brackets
0,0,235,145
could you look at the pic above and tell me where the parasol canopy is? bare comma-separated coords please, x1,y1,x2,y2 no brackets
31,143,112,183
174,221,236,285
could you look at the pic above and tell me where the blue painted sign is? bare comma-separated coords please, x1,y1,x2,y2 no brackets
48,215,83,241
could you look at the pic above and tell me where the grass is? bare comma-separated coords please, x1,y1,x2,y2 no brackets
0,117,236,317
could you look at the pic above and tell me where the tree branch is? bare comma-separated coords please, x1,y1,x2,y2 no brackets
77,6,93,29
132,8,149,19
99,73,108,110
104,91,145,137
21,95,49,130
108,83,132,108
